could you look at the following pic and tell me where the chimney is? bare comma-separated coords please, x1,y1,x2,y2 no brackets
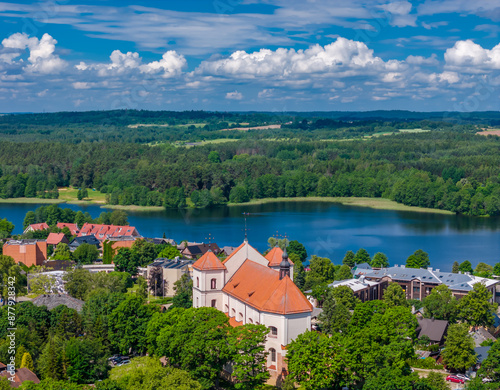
428,267,433,271
401,265,406,269
435,269,440,273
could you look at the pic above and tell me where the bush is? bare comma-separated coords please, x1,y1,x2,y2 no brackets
409,357,443,370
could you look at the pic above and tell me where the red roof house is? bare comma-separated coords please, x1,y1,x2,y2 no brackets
78,223,141,241
56,223,79,236
23,223,49,234
46,233,68,246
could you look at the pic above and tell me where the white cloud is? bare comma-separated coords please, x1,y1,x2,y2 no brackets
1,33,67,74
72,82,92,89
438,71,460,84
258,89,274,98
445,40,500,70
196,38,403,79
405,54,439,66
226,91,243,100
380,1,417,27
76,49,186,77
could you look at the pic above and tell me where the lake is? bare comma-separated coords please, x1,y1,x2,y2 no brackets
2,201,500,272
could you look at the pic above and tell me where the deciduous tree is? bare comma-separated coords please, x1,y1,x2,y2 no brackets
457,283,497,327
442,323,476,371
422,284,458,322
383,282,409,307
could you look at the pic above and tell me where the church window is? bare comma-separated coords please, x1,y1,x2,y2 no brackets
211,278,217,289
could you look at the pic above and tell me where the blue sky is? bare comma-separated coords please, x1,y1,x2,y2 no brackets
0,0,499,112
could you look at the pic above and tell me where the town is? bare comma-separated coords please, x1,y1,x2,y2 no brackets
0,210,498,389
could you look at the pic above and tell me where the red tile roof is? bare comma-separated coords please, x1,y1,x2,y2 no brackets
0,367,40,388
78,223,139,240
193,251,227,271
225,313,243,327
223,260,312,315
46,233,66,245
56,223,79,235
28,223,49,231
265,247,294,267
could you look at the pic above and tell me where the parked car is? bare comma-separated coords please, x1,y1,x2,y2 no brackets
455,374,470,381
116,360,130,366
446,375,465,384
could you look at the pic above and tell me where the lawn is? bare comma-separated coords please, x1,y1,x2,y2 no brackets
58,187,107,204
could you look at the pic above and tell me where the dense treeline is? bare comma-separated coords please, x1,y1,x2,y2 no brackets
2,130,500,215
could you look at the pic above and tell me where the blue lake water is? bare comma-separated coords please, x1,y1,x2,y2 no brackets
2,201,500,271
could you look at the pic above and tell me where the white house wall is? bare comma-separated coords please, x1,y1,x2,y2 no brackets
224,242,269,280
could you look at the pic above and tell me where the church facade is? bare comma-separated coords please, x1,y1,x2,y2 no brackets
192,240,312,380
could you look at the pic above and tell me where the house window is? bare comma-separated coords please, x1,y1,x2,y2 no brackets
211,299,216,308
248,318,253,324
196,277,199,288
211,278,217,289
269,326,278,337
238,312,243,321
224,304,229,313
270,348,276,362
231,308,236,317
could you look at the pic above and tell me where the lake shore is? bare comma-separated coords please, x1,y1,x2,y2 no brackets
229,197,455,215
0,197,163,211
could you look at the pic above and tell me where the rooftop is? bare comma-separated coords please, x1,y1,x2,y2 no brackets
265,246,294,267
149,258,194,269
193,251,226,271
32,293,85,312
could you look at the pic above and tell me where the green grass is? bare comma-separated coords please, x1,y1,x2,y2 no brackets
58,187,107,204
0,198,64,204
101,204,164,211
228,197,454,215
177,123,207,128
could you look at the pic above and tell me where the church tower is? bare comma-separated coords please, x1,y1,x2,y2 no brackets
279,247,291,280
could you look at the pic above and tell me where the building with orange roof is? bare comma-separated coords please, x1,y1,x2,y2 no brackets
78,223,141,241
56,222,79,236
3,239,47,267
193,239,312,383
46,232,68,246
23,223,49,234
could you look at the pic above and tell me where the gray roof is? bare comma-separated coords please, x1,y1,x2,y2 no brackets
475,346,491,364
149,258,194,269
417,318,448,342
32,294,84,312
69,234,100,248
471,327,497,348
353,265,498,291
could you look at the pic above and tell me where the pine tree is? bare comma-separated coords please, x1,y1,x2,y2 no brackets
20,352,34,371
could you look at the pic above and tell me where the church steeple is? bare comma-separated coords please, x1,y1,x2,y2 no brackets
279,246,291,280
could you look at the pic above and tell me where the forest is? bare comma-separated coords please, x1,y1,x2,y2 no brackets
0,110,500,216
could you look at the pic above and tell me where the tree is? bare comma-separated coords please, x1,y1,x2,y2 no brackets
229,186,249,203
131,239,157,267
109,356,201,390
148,266,164,297
109,210,128,226
0,219,14,238
108,295,158,354
29,272,58,295
371,252,389,268
479,340,500,382
406,249,430,269
319,293,351,334
157,244,181,259
342,250,355,267
494,262,500,276
228,324,270,389
422,284,458,322
63,268,93,300
335,264,352,281
442,323,477,371
354,248,371,265
459,260,473,273
287,240,307,262
308,255,335,282
457,282,497,327
452,261,460,273
474,262,494,277
23,211,36,229
0,255,26,301
383,282,408,307
20,352,34,371
73,243,99,265
113,248,138,275
172,274,193,308
136,276,148,299
53,243,72,261
102,240,115,265
208,151,221,163
156,307,232,389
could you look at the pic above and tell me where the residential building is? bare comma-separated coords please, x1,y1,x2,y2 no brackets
193,239,312,382
46,232,68,246
0,367,40,387
81,264,116,273
3,239,47,267
107,236,137,250
181,243,221,259
78,223,141,241
69,235,100,251
147,258,194,297
23,223,49,234
416,318,448,345
56,222,79,236
353,264,499,302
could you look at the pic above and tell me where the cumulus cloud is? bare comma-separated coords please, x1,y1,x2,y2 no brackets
1,33,67,74
380,1,417,27
76,49,186,77
196,38,404,79
445,40,500,70
406,54,439,66
226,91,243,100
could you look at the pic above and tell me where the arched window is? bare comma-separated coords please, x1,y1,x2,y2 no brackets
231,308,236,317
238,312,243,321
248,318,253,324
269,348,276,362
196,277,199,288
269,326,278,337
224,304,229,313
211,278,217,289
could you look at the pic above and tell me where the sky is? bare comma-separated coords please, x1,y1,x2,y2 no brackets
0,0,499,112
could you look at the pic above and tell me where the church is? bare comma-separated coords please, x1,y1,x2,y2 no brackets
192,238,313,380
